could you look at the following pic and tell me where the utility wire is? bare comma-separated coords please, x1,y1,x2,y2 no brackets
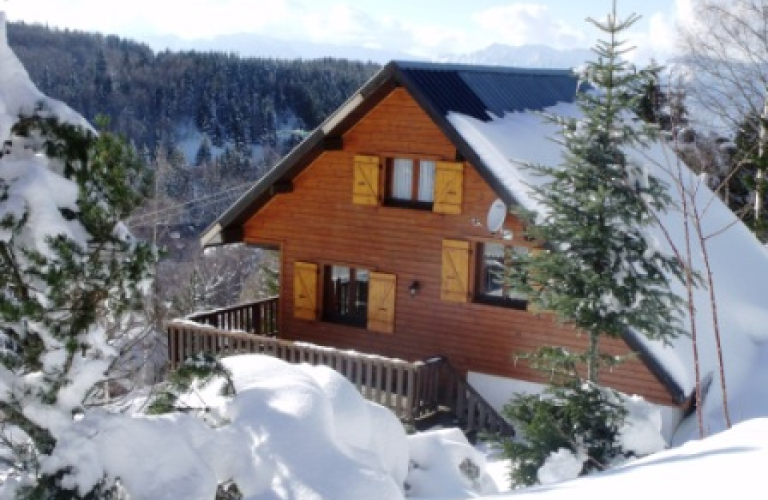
127,182,252,227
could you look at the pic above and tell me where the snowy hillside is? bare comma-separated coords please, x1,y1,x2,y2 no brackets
485,418,768,500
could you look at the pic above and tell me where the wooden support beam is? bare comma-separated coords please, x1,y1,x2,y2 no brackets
269,182,293,195
324,135,344,150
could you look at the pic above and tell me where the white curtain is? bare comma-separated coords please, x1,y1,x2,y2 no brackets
418,160,435,202
391,158,413,200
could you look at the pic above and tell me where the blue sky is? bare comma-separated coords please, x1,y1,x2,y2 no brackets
3,0,693,60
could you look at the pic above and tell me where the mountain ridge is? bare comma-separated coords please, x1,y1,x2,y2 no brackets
143,31,592,68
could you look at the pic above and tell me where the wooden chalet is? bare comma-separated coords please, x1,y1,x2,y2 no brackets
168,61,689,435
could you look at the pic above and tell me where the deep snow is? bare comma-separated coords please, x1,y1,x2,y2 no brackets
1,7,768,500
2,355,501,499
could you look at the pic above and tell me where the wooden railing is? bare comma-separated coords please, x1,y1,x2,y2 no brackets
166,300,513,437
185,297,279,337
415,356,515,437
166,323,423,421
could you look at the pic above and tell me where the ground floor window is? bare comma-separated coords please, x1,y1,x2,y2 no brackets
323,264,370,327
475,242,528,309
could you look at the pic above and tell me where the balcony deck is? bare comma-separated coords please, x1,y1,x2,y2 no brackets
166,297,514,437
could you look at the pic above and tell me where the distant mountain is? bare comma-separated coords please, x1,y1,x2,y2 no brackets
143,32,421,64
436,43,593,69
144,33,592,69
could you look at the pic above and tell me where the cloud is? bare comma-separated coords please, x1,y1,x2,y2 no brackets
471,3,588,48
4,0,694,62
6,0,293,39
292,3,472,56
300,4,388,46
675,0,698,29
623,12,677,63
622,0,693,63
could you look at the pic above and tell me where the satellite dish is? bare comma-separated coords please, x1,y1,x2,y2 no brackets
486,198,507,234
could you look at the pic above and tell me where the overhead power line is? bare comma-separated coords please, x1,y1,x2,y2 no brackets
127,182,252,227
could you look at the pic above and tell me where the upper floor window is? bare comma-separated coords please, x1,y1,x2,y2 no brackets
352,154,464,214
475,242,529,310
386,158,436,209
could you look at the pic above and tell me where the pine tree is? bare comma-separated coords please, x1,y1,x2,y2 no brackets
195,134,213,167
513,0,686,383
493,4,687,487
0,114,154,497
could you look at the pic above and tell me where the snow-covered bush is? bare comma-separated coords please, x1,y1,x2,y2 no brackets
0,113,155,498
497,381,626,487
147,352,235,416
493,378,670,489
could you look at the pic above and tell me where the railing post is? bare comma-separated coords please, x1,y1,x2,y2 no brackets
167,327,177,370
258,301,264,335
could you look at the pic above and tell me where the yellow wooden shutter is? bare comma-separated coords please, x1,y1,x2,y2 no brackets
294,261,318,320
352,154,380,206
441,240,470,302
367,272,397,333
433,161,464,214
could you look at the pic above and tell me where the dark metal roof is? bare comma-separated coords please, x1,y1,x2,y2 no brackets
395,61,580,120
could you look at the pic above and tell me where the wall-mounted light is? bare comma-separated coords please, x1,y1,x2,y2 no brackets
409,280,421,297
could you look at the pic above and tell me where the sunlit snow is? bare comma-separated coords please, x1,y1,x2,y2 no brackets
1,8,768,500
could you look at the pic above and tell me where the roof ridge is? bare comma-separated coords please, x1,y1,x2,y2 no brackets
392,59,576,76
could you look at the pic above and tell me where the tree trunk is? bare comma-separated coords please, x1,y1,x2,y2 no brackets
586,330,600,383
757,94,768,223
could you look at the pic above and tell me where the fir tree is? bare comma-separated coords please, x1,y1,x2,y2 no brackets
513,1,686,383
195,134,213,167
0,114,154,498
493,4,687,488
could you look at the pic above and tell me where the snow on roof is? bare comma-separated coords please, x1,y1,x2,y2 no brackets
448,103,768,440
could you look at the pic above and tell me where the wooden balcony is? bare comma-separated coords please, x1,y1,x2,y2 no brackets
166,297,513,437
182,296,279,336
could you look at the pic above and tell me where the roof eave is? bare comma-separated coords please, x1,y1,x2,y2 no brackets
200,62,400,248
621,328,688,405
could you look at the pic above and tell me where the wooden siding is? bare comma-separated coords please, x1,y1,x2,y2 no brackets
242,87,675,405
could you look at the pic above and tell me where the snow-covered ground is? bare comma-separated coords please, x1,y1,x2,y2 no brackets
6,352,757,500
486,417,768,499
1,354,500,499
1,7,767,499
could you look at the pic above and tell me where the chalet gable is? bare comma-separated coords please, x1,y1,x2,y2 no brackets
201,61,580,247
